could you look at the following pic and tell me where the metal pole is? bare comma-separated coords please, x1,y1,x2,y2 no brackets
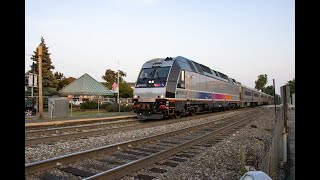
38,44,43,119
118,61,120,112
31,77,34,97
70,100,73,117
282,85,288,163
50,101,53,118
31,62,35,98
273,79,276,115
282,128,287,162
98,96,100,115
31,74,34,97
284,86,288,132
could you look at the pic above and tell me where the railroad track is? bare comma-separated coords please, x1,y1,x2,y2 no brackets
25,108,255,146
25,108,264,179
25,119,140,138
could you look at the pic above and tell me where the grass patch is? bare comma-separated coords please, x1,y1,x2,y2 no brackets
69,111,111,116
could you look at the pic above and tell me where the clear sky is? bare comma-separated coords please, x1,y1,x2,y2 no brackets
25,0,294,94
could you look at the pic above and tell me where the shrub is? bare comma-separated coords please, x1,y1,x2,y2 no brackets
100,103,111,109
105,103,133,112
80,101,98,109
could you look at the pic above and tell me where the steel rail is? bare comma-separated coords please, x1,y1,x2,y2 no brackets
25,109,259,175
25,115,137,130
84,111,263,180
25,119,138,137
25,108,255,146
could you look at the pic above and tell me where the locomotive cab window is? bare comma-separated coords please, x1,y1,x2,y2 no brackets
177,70,185,89
136,67,171,88
138,67,170,79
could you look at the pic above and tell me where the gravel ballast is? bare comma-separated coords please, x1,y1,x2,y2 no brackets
121,108,277,180
25,108,282,180
25,110,243,163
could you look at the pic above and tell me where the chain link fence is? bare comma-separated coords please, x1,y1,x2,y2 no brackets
25,96,134,117
25,96,50,116
258,107,285,179
96,98,133,105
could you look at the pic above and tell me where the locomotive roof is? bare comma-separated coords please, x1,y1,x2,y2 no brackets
143,56,226,83
143,56,273,97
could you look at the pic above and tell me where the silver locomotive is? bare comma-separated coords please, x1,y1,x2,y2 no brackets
132,56,273,119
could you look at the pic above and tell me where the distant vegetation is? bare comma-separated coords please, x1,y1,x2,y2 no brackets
255,74,295,98
286,78,295,96
26,37,133,98
25,37,71,97
102,69,133,98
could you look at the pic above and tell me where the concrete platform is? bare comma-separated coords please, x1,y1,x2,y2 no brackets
285,109,295,180
25,112,136,128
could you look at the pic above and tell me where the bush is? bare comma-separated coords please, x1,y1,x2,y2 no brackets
80,101,98,109
100,103,111,109
105,103,133,112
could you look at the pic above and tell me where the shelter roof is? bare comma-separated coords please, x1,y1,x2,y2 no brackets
59,73,113,96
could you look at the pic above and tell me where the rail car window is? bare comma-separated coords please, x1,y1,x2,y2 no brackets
187,61,197,72
254,93,259,97
200,64,212,74
192,61,204,74
212,70,219,77
217,72,230,82
245,91,252,96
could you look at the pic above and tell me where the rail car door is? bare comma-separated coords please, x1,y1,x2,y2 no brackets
185,74,193,100
240,86,243,107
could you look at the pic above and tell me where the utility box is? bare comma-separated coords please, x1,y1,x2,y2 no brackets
280,85,290,105
292,93,295,105
48,97,69,117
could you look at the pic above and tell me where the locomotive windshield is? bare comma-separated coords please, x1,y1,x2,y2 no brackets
139,67,170,79
136,67,171,88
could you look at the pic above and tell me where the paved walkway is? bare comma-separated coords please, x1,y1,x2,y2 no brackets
284,109,295,180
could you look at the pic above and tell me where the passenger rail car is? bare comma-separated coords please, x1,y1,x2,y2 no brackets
132,56,274,119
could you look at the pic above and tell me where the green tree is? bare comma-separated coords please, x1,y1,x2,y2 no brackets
28,37,58,96
286,78,295,96
102,69,127,89
264,85,274,96
54,71,69,91
254,74,268,92
119,83,133,98
101,69,133,98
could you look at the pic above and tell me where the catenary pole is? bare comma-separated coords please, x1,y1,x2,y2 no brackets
273,79,276,115
38,44,43,119
118,61,120,112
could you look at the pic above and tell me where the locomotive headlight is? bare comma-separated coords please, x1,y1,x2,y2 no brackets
160,94,164,98
134,95,138,98
148,80,151,83
152,80,154,83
